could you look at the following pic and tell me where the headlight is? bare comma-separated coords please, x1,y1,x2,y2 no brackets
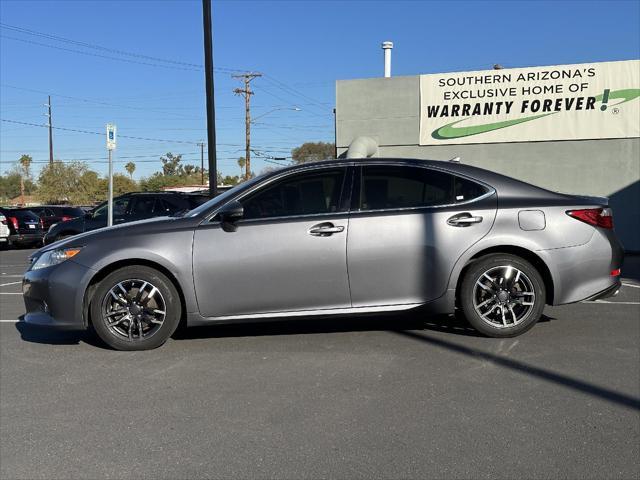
31,247,82,271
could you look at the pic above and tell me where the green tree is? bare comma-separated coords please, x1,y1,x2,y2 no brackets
160,152,183,176
291,142,335,164
0,170,36,203
37,161,102,204
19,154,32,179
17,154,33,204
237,157,246,177
125,161,136,180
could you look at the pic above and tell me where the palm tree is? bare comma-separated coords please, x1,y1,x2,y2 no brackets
125,161,136,180
18,154,32,206
237,157,246,179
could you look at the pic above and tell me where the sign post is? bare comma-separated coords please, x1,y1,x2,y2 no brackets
106,124,117,227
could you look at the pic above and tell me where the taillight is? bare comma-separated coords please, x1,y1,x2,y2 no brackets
61,216,71,222
566,208,613,229
9,217,19,230
610,268,621,277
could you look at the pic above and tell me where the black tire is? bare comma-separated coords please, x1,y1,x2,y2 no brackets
459,254,546,338
90,265,182,351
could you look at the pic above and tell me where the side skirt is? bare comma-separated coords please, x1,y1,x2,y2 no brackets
187,303,426,326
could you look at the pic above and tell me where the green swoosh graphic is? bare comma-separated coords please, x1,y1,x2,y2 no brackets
431,88,640,140
432,113,552,140
594,88,640,104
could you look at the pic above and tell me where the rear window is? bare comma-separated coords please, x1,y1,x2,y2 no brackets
454,177,489,203
10,210,40,221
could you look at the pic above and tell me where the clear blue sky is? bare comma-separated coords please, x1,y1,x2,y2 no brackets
1,0,639,180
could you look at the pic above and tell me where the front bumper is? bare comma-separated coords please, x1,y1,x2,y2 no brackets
22,259,95,330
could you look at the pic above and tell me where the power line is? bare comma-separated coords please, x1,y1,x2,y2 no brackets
0,23,249,73
1,84,204,119
1,119,201,144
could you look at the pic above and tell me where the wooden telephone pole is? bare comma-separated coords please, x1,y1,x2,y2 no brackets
233,73,261,180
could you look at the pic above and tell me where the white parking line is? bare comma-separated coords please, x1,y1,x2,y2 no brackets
0,281,21,287
0,319,20,323
622,282,640,289
583,300,640,305
0,292,22,295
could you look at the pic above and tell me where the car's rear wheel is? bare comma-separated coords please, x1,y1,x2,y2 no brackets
459,254,546,337
90,266,181,350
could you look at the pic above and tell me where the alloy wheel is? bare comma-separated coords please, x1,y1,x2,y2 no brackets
100,279,167,341
472,265,536,328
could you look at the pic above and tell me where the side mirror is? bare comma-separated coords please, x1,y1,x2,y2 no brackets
217,200,243,232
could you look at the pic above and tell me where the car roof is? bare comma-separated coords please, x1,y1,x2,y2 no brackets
270,158,567,201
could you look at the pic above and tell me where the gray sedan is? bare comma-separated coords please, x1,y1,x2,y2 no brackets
22,159,623,350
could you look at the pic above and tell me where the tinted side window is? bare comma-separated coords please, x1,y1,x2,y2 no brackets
359,166,454,210
155,197,183,214
129,197,155,216
454,177,488,203
242,168,345,220
61,207,83,217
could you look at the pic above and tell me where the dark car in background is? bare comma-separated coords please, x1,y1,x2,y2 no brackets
0,207,45,248
29,205,85,230
44,191,210,244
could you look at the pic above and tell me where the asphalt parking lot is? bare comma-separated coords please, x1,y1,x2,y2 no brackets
0,248,639,479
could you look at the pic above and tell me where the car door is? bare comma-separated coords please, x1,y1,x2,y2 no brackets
193,166,351,318
347,164,497,308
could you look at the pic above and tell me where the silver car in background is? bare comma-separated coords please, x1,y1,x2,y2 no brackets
22,158,623,350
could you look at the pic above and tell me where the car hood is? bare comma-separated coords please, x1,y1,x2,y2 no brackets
37,216,197,254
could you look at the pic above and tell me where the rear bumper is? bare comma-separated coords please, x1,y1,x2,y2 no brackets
9,233,43,245
584,280,622,301
22,259,94,330
540,228,624,305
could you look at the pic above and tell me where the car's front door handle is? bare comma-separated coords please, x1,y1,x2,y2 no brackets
447,213,483,227
308,222,345,236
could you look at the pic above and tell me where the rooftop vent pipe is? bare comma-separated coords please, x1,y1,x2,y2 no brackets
382,41,393,77
346,136,378,159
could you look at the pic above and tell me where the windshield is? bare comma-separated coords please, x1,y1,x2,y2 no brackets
185,173,269,218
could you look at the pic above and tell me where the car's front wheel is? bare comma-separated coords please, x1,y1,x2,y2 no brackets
90,266,182,350
459,254,546,337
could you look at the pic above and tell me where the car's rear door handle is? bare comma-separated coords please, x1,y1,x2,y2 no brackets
308,222,345,236
447,213,483,227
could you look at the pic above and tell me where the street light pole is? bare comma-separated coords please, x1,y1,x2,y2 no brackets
202,0,217,197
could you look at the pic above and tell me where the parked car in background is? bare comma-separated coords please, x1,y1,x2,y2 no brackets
0,212,10,248
29,205,85,231
44,191,210,244
0,207,45,248
23,158,623,350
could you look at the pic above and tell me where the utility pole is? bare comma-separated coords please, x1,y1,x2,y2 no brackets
199,142,205,185
46,95,53,165
202,0,218,197
233,72,261,180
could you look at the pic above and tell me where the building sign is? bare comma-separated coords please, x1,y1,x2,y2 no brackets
419,60,640,145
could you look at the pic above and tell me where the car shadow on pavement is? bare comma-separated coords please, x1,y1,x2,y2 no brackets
173,311,483,341
14,311,557,347
393,329,640,412
15,318,106,349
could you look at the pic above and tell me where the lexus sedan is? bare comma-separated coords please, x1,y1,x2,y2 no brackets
22,159,623,350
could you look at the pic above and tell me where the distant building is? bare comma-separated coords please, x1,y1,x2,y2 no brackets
336,59,640,251
8,195,39,207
